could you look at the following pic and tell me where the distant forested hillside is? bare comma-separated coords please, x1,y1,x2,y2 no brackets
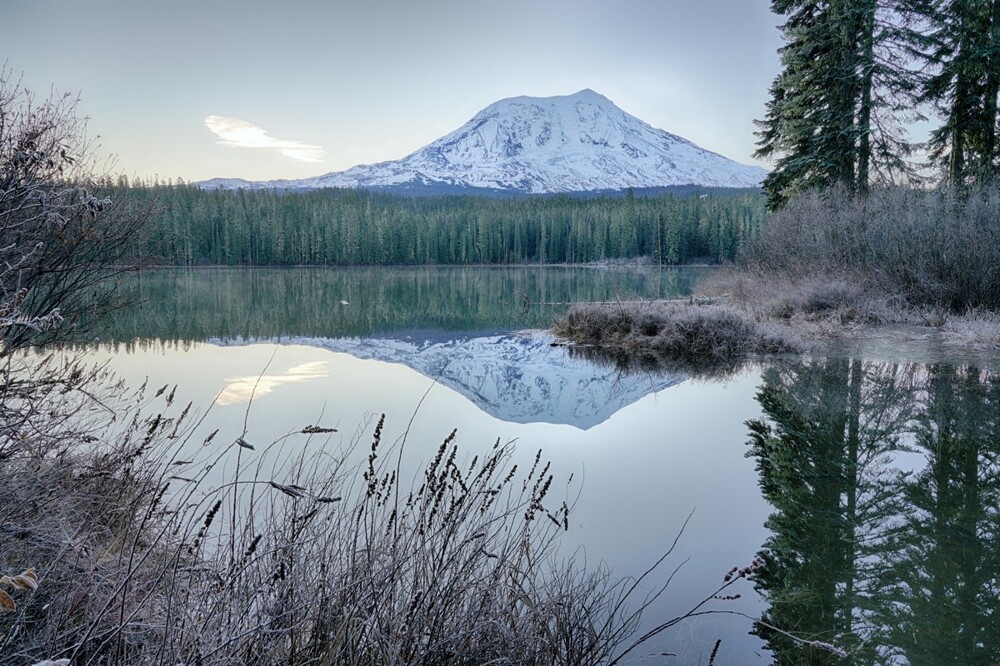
117,183,764,266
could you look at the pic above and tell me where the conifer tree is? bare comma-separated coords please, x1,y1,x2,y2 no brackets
755,0,923,208
755,0,854,208
918,0,1000,184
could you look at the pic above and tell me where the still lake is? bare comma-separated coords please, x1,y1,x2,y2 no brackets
87,266,1000,664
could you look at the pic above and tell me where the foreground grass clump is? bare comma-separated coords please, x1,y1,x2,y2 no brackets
0,368,667,665
553,301,802,362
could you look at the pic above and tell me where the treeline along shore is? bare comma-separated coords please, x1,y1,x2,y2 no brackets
113,181,764,267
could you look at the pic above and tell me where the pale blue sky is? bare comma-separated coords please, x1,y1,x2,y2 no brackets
2,0,782,182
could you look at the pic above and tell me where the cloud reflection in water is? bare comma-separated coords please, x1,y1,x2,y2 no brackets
216,361,329,406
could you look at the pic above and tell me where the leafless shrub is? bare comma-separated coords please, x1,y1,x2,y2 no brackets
0,69,150,355
1,72,154,461
793,280,865,316
743,185,1000,312
702,268,904,326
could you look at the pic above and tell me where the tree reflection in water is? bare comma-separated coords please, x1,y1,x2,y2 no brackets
747,360,1000,664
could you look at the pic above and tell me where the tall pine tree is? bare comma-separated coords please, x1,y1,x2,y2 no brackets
918,0,1000,184
755,0,923,208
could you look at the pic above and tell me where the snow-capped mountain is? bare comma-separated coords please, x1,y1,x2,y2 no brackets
201,89,766,194
210,332,685,429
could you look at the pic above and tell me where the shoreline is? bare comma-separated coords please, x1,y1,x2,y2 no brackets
550,280,1000,373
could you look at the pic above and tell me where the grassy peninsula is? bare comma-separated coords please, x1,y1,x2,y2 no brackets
553,185,1000,364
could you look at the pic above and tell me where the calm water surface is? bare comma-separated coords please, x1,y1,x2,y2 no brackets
87,267,1000,664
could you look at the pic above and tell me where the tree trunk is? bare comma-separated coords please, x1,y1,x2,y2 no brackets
856,1,877,192
982,0,1000,175
949,0,978,184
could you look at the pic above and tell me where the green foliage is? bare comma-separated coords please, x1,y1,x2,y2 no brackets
755,0,923,209
915,0,1000,184
747,360,892,665
755,0,1000,204
888,365,1000,664
115,183,765,267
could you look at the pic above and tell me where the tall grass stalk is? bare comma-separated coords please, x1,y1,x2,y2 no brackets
1,361,753,665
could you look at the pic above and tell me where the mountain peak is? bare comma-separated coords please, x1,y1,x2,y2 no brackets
201,91,766,194
489,88,613,109
568,88,608,100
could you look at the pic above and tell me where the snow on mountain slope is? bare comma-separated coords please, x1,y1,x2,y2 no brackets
210,332,685,429
201,90,766,194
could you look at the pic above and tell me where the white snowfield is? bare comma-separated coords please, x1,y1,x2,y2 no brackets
201,89,767,194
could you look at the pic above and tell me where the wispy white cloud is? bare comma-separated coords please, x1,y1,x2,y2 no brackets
216,361,329,406
204,115,325,163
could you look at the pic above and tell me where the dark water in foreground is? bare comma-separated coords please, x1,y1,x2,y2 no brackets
87,267,1000,664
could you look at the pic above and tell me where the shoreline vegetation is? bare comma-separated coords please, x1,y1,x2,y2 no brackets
553,186,1000,365
0,375,667,664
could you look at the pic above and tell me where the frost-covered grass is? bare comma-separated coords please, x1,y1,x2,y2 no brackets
553,300,802,362
3,361,737,666
942,311,1000,349
0,392,612,664
700,269,908,327
742,185,1000,312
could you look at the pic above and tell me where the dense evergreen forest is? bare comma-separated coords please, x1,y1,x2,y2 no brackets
116,183,765,266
